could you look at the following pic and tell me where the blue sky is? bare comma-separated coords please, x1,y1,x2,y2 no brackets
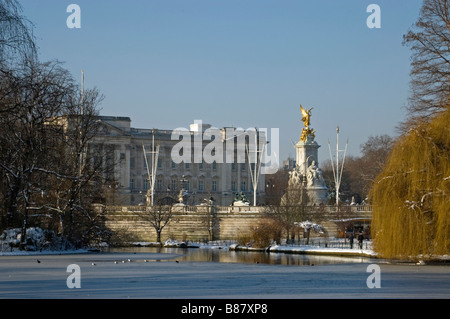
20,0,423,166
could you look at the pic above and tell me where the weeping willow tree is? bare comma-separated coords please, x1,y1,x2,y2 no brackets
370,108,450,260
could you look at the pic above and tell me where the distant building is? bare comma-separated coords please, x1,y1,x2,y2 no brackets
90,116,267,206
282,157,296,171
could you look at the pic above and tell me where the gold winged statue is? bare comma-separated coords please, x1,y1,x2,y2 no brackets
299,105,315,142
300,105,313,129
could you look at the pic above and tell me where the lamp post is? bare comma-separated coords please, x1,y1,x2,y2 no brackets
179,175,188,204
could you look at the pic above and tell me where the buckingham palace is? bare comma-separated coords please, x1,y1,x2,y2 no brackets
90,116,267,206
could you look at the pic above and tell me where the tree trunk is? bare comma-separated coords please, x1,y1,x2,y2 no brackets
156,229,161,243
306,229,311,245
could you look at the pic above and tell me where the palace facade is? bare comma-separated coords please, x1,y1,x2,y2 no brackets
91,116,267,206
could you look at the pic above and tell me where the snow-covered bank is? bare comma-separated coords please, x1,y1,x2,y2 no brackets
227,243,376,257
1,227,376,259
130,238,378,258
0,227,93,256
267,245,376,257
3,234,446,262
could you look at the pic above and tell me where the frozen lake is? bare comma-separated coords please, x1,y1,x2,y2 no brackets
0,248,448,299
104,246,379,266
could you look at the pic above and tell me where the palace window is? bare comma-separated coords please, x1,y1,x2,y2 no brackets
143,178,149,190
171,179,177,191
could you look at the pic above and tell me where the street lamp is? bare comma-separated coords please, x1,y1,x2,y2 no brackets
178,175,188,204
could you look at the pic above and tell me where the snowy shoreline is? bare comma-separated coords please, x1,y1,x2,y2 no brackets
0,239,377,258
2,235,448,263
240,244,377,258
120,238,379,258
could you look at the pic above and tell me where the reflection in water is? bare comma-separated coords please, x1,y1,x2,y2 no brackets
105,246,376,266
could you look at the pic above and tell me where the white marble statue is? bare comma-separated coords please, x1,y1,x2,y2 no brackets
306,160,325,187
288,167,302,187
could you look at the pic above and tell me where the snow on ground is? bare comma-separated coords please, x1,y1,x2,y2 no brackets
0,227,81,255
268,244,376,257
137,238,378,257
1,230,375,257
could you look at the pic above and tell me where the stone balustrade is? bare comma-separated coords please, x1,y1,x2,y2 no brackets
96,204,372,243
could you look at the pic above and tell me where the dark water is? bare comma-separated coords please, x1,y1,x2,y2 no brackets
104,246,377,266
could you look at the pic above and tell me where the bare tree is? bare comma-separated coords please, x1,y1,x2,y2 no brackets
197,200,218,241
0,58,111,247
0,0,37,67
402,0,450,127
358,135,395,194
265,182,313,243
321,135,395,203
264,168,289,205
0,60,74,247
0,1,112,248
147,205,173,243
45,86,109,245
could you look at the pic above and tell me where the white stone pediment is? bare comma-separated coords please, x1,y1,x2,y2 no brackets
97,121,131,137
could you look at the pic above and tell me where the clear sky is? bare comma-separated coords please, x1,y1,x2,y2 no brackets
20,0,423,167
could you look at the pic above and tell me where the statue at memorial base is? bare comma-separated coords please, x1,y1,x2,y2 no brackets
232,192,250,206
306,161,326,188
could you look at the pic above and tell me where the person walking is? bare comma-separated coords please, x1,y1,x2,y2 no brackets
349,233,354,249
357,232,364,249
